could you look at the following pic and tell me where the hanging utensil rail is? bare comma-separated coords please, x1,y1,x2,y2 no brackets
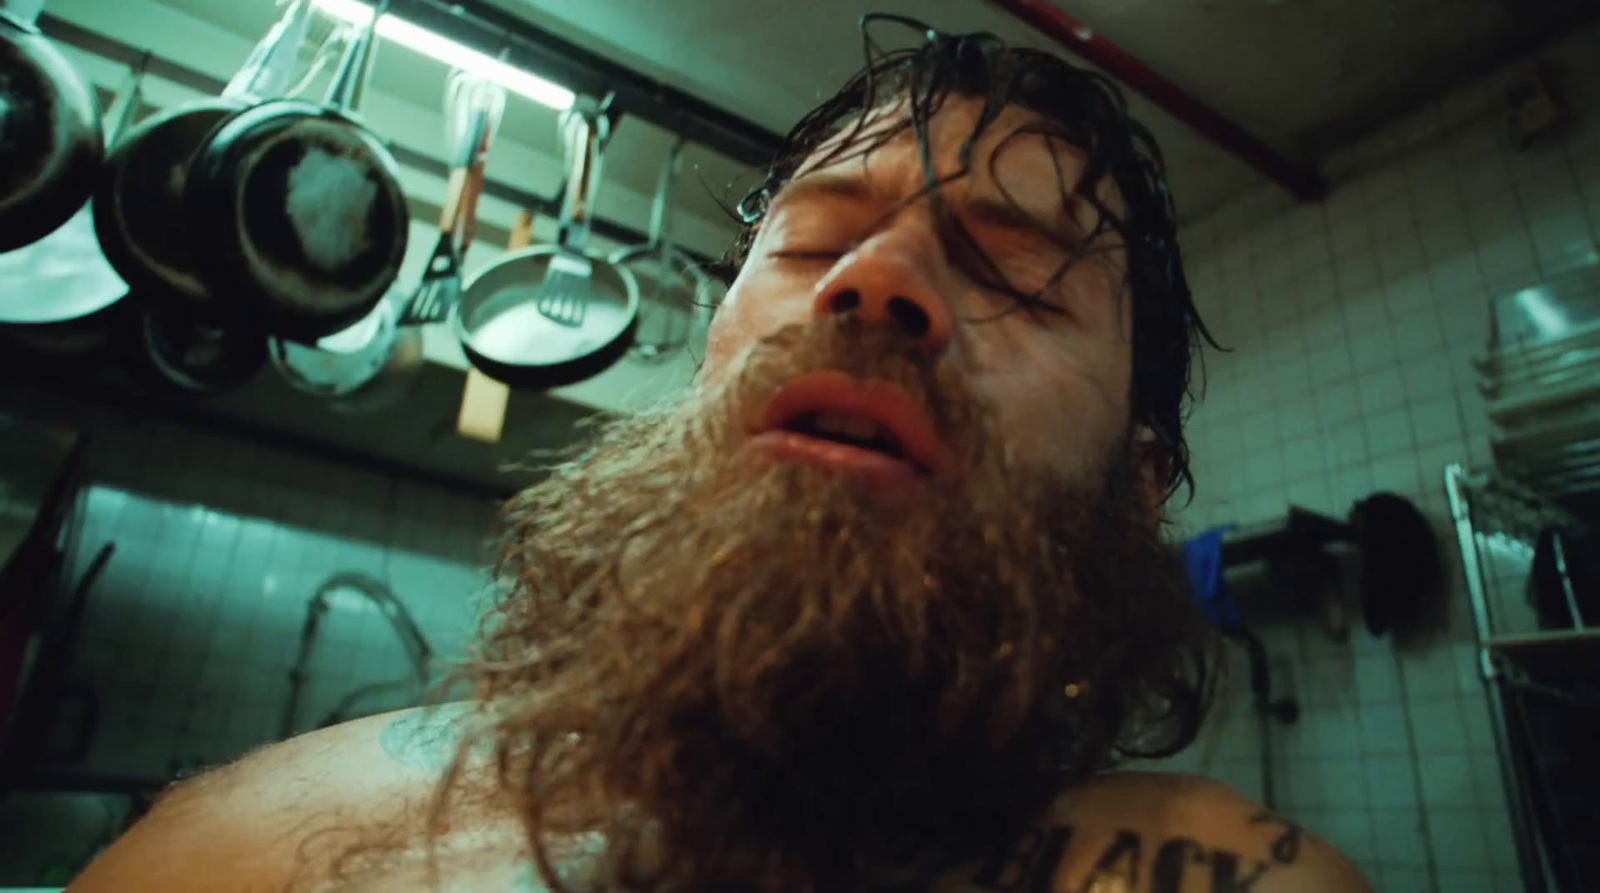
36,14,718,268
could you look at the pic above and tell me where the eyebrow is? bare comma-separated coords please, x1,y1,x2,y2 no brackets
770,171,1085,244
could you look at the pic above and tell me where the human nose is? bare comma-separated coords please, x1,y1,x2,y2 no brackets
809,228,953,356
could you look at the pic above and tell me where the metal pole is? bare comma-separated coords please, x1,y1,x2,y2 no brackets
1444,465,1551,893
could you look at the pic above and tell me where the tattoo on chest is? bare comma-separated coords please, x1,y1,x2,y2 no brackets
971,813,1302,893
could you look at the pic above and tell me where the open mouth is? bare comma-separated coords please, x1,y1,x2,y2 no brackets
748,371,949,489
781,410,909,460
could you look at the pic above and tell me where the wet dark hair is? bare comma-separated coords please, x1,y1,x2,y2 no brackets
724,15,1215,502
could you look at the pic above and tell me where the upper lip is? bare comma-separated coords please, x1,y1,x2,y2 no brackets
755,370,951,476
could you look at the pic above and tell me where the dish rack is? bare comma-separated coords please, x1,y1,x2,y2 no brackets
1476,263,1600,498
1444,465,1598,893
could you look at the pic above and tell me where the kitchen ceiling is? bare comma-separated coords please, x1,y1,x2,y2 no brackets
482,0,1597,219
95,0,1600,231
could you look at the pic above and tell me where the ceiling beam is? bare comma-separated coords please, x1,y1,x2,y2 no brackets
984,0,1329,202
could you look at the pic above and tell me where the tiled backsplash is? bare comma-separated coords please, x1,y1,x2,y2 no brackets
1153,20,1600,893
1,413,501,882
62,421,501,774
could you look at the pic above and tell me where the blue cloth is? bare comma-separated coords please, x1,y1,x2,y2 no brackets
1184,526,1238,630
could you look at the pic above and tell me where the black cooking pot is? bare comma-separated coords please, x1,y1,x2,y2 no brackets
91,0,312,322
183,5,408,343
0,4,103,252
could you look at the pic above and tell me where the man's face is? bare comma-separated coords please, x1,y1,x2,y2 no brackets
470,94,1201,893
702,97,1140,496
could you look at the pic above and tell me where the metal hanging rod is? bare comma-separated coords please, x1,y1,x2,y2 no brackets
38,14,724,267
387,0,783,169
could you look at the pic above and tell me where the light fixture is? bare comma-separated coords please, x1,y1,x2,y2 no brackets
311,0,576,110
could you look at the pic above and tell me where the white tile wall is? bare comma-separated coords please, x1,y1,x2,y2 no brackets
23,418,499,779
2,413,506,882
1157,20,1600,893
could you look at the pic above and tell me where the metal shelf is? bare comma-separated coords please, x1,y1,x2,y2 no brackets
1486,629,1600,651
1486,629,1600,676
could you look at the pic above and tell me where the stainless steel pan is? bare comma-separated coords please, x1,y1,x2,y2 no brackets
455,98,638,388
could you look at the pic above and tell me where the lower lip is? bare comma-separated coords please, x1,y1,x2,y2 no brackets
748,431,926,494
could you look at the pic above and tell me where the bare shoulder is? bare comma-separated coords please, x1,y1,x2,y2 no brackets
64,702,490,893
949,770,1374,893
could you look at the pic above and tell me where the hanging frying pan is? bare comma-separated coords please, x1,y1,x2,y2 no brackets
1,58,149,357
269,71,504,411
0,0,103,253
456,208,532,443
455,98,638,388
91,0,313,321
608,136,715,363
183,0,409,342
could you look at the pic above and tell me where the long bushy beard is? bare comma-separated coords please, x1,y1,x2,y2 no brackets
448,317,1208,893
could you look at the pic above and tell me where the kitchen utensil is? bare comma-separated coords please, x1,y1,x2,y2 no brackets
609,136,715,362
322,305,424,413
456,209,531,443
531,109,604,328
399,70,502,325
0,0,103,252
455,99,639,388
0,58,142,326
268,294,400,398
1350,492,1441,638
92,0,313,320
268,70,505,407
124,302,269,396
183,1,408,342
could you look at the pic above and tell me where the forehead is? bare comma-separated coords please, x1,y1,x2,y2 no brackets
789,97,1126,216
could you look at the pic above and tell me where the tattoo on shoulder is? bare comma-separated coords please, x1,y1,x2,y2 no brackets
1248,811,1303,866
971,811,1306,893
378,704,477,771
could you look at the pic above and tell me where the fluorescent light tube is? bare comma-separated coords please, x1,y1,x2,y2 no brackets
312,0,576,110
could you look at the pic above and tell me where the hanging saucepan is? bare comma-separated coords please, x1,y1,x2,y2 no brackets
455,98,639,388
111,5,322,398
92,0,313,321
608,136,718,363
0,0,103,253
121,306,270,396
184,0,409,343
272,71,504,411
0,56,145,357
268,291,402,400
267,283,426,414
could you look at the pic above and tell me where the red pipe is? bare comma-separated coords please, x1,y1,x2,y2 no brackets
984,0,1328,201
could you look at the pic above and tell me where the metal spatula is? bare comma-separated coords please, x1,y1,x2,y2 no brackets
535,108,607,328
400,72,501,325
534,250,594,327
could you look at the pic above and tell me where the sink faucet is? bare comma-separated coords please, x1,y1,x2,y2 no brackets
280,571,434,740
